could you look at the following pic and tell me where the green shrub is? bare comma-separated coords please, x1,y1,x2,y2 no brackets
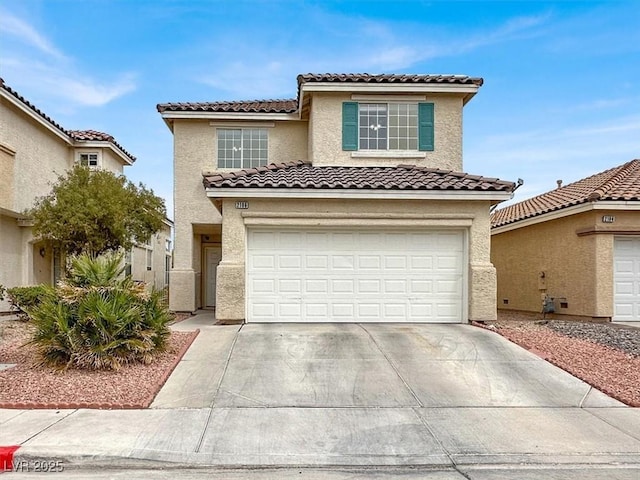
4,285,54,321
27,252,173,371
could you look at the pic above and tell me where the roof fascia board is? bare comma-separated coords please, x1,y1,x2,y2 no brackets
206,188,512,201
2,90,72,145
73,141,134,166
491,201,640,234
301,83,480,95
160,111,300,121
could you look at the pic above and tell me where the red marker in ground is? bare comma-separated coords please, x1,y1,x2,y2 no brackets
0,446,20,472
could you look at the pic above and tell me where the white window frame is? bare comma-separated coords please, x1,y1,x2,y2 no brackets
146,247,152,271
77,151,101,169
359,102,418,151
217,128,268,169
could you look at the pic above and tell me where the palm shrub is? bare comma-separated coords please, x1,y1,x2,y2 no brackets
27,252,172,370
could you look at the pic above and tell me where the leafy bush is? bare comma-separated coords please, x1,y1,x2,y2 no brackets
4,285,54,321
27,252,173,370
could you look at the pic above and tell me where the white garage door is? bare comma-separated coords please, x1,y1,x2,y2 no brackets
247,229,465,323
614,237,640,321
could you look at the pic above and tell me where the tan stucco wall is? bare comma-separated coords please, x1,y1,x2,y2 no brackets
1,98,73,214
491,209,640,318
130,223,172,291
169,119,308,311
307,92,464,171
215,197,496,322
1,94,133,313
0,145,15,211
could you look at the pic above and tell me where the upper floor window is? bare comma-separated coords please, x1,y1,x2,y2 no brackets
217,128,268,169
77,152,100,168
342,102,434,152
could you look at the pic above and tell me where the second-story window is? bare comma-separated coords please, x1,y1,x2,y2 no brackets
78,152,100,168
217,128,268,169
343,102,434,152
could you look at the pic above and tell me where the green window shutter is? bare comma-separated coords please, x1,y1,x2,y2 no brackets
342,102,358,151
418,102,434,151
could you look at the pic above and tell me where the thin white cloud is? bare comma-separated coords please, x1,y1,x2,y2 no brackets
466,115,640,203
0,10,136,108
0,9,66,59
194,12,549,98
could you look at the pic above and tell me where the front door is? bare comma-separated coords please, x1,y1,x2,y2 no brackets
205,247,222,308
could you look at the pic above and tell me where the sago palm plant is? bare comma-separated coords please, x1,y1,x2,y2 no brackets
27,252,172,370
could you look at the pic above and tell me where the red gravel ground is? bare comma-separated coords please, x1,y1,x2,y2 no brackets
0,320,198,409
480,311,640,407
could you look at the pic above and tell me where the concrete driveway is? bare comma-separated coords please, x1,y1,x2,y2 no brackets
3,313,639,478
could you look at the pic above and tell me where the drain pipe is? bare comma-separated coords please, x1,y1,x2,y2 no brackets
490,178,523,213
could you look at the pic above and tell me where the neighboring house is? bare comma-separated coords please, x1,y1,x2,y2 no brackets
158,73,514,323
126,218,174,293
0,78,171,311
491,159,640,322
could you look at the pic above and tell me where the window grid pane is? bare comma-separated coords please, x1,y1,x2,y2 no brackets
388,104,418,150
359,104,387,150
218,128,268,168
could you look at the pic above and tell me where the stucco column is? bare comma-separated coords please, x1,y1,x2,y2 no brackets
169,219,197,312
467,204,498,321
215,200,246,322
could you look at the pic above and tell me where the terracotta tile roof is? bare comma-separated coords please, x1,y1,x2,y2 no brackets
491,159,640,228
1,78,135,163
68,129,136,163
297,73,484,86
0,77,68,135
156,99,298,113
157,73,483,114
203,161,514,193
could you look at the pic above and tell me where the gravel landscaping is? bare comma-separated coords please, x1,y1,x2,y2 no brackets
0,319,197,409
483,311,640,407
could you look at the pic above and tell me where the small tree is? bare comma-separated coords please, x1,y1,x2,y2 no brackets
29,166,166,257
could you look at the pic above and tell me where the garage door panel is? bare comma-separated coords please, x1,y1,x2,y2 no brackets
332,279,355,293
248,229,465,323
411,280,433,294
305,279,328,293
613,237,640,322
358,255,381,269
384,279,407,293
251,255,275,269
306,255,329,269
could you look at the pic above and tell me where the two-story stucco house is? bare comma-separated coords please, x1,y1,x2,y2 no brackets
158,73,514,323
0,78,172,311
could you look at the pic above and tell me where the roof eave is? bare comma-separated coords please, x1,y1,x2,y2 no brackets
491,200,640,234
1,88,72,145
73,140,135,165
159,111,300,121
300,82,481,97
205,187,513,201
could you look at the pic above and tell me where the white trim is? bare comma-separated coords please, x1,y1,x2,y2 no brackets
210,122,276,128
351,151,426,159
0,142,16,155
241,212,476,220
351,94,427,101
206,187,512,201
492,201,640,235
301,83,480,95
161,111,299,121
73,141,134,166
1,89,72,144
76,151,101,169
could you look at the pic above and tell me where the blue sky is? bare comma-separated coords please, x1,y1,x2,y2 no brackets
1,0,639,216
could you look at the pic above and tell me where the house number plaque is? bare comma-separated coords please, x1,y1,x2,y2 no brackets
235,201,249,209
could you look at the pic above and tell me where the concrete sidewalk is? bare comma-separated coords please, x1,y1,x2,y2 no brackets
1,312,639,478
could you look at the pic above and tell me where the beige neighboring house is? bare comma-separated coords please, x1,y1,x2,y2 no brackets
158,73,514,322
491,159,640,322
0,78,172,312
